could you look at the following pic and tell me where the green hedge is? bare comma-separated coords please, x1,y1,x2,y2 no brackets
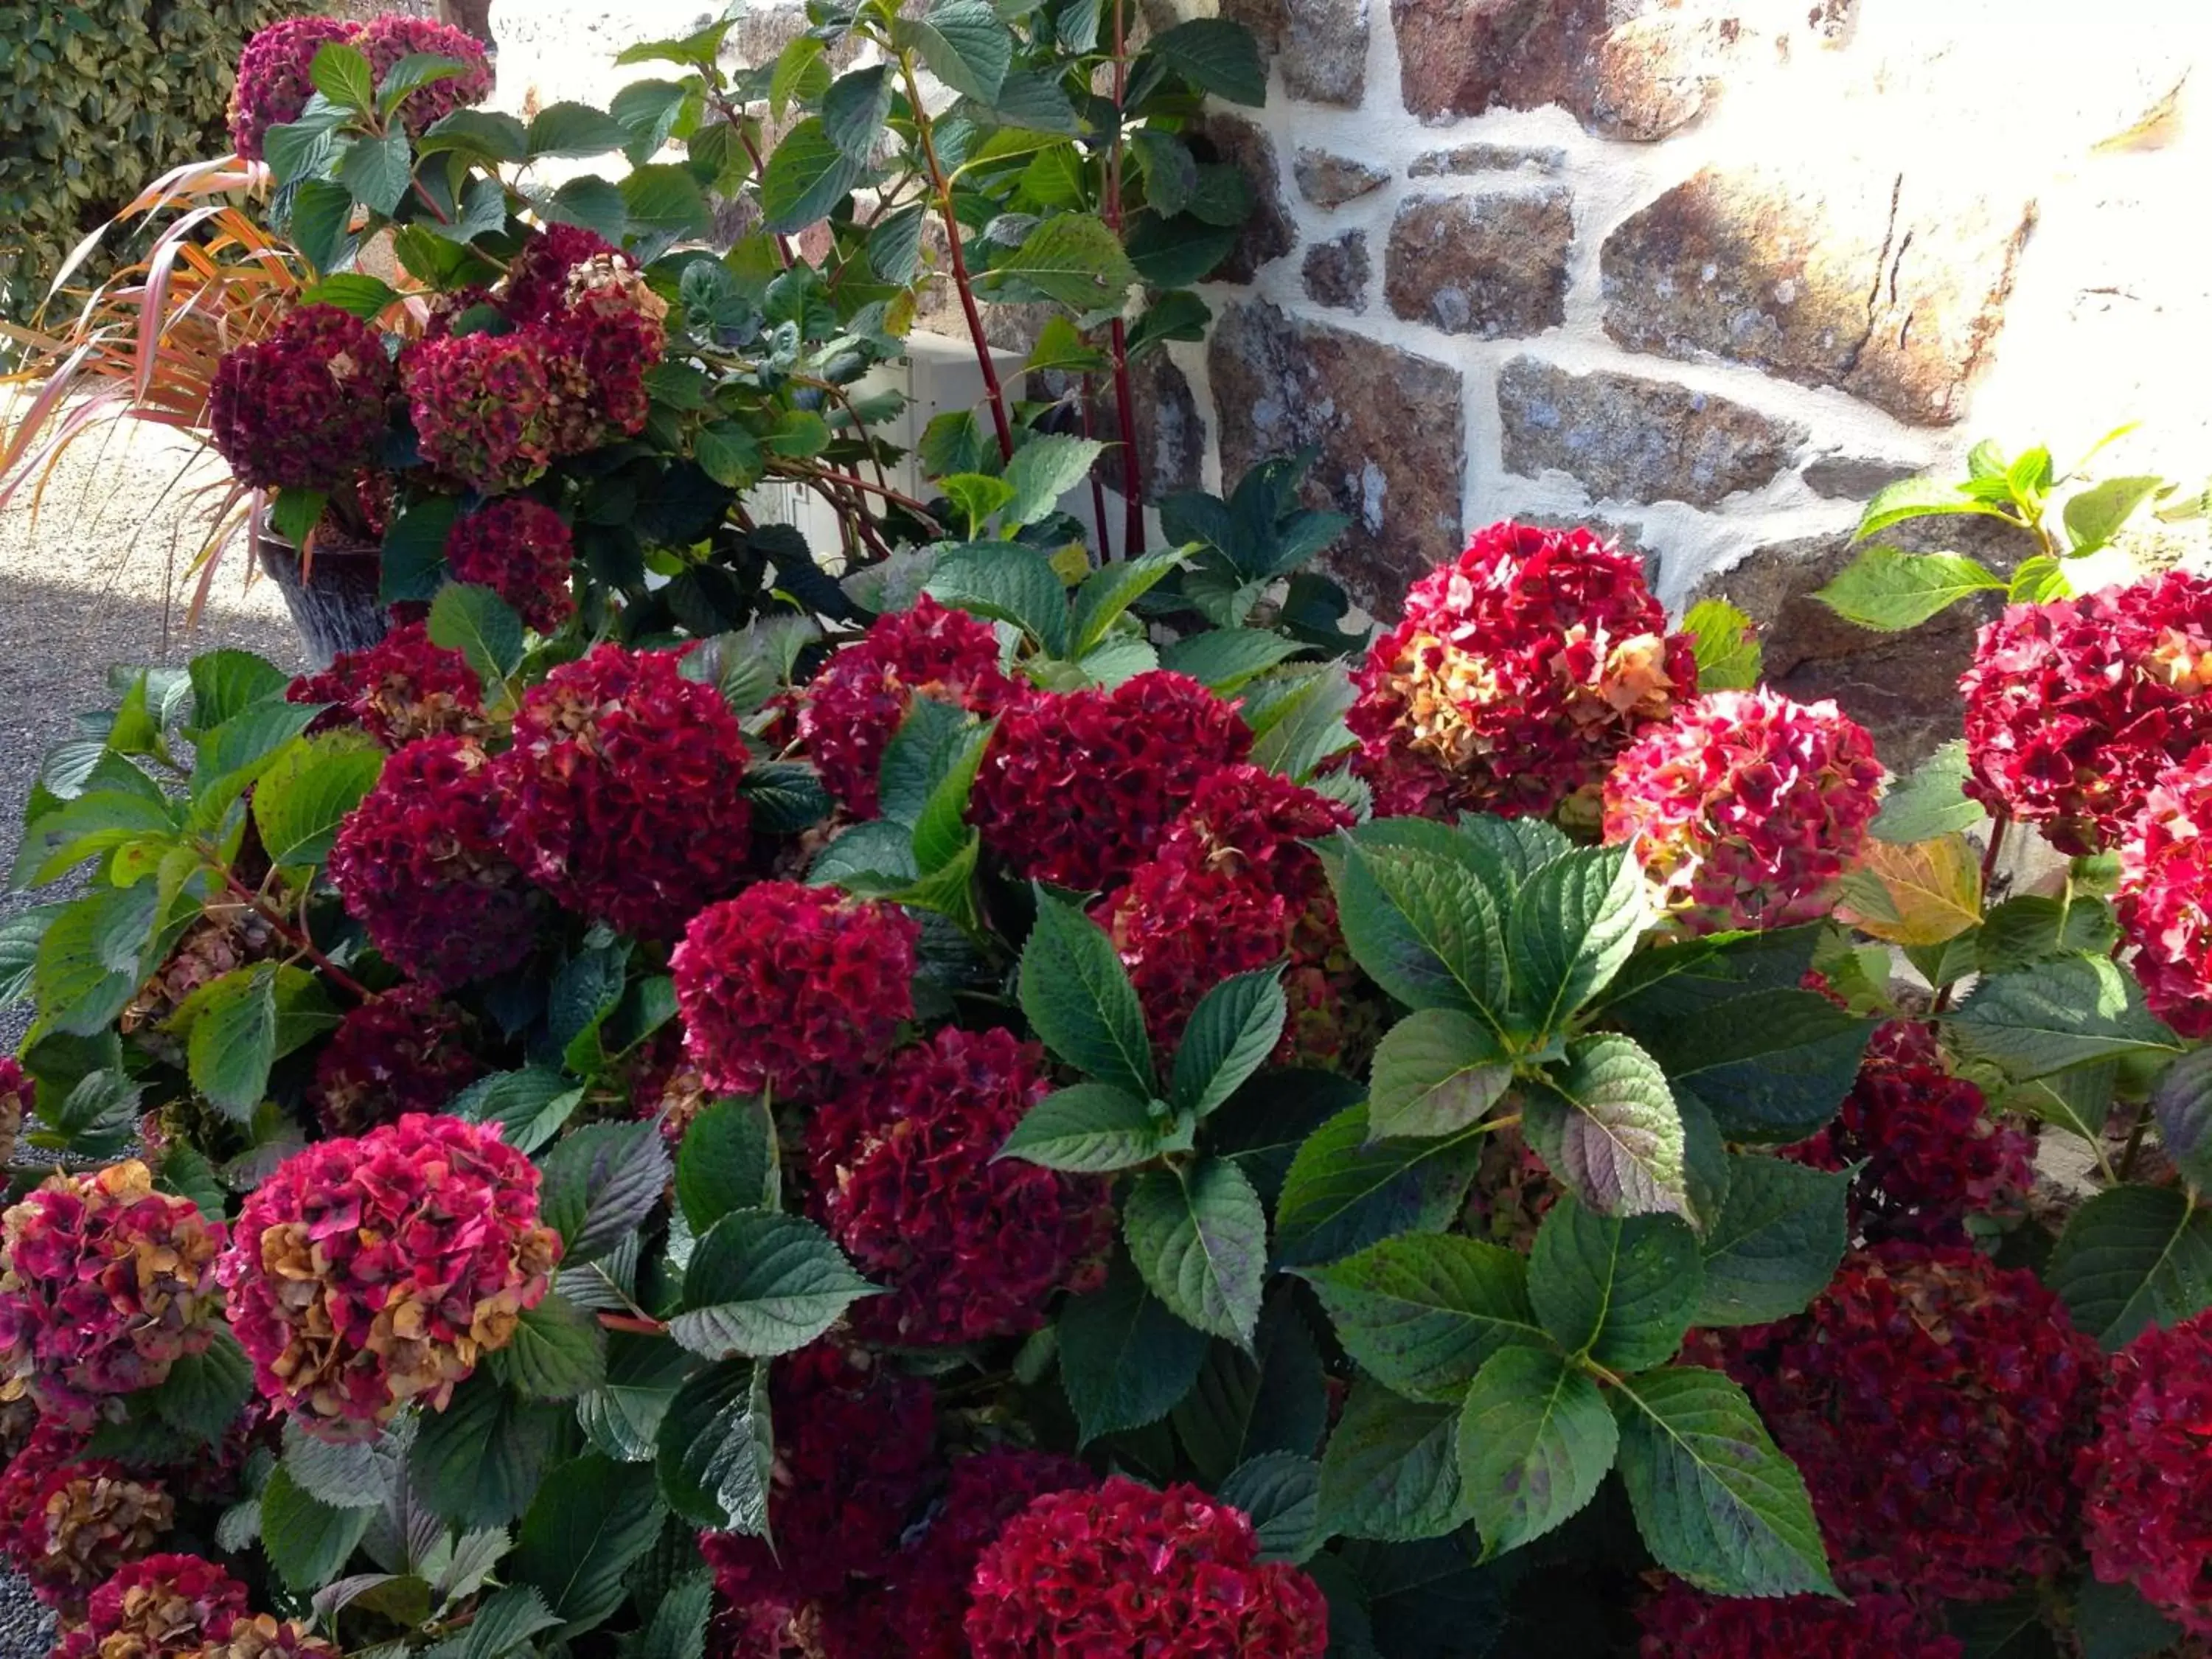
0,0,305,323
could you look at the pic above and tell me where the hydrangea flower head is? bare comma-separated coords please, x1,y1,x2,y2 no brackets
355,15,493,134
229,18,358,161
799,597,1011,815
0,1421,173,1609
493,643,754,937
499,225,623,323
673,882,917,1099
1961,570,2212,853
217,1114,560,1440
0,1163,224,1423
329,737,539,990
54,1553,251,1659
1637,1582,1962,1658
0,1057,26,1169
2118,749,2212,1035
445,498,575,633
1349,521,1693,821
305,984,485,1138
1602,689,1883,935
971,671,1250,891
807,1026,1113,1345
533,256,668,452
190,1614,347,1659
2077,1307,2212,1634
399,332,554,493
964,1476,1329,1657
210,305,394,493
287,620,484,748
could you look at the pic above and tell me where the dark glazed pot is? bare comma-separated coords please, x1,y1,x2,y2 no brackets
254,514,389,669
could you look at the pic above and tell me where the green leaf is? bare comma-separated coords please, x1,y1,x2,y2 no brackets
655,1359,772,1533
419,107,529,162
526,101,633,158
1144,17,1267,104
1681,599,1761,691
998,1081,1161,1172
252,731,385,870
13,789,178,888
1854,474,2018,540
546,175,628,242
760,117,866,232
1695,1155,1850,1327
579,1333,698,1464
1329,840,1507,1023
2073,1577,2187,1659
412,1371,564,1529
1528,1200,1702,1371
1160,628,1304,692
1506,846,1647,1038
1366,1009,1512,1141
262,1464,374,1591
1071,549,1182,658
1169,1291,1329,1481
1873,740,1989,842
1131,127,1197,215
1304,1235,1543,1404
821,66,893,161
540,1121,674,1265
1978,893,2120,975
2047,1183,2212,1350
1124,1161,1269,1347
672,1211,876,1360
632,1569,712,1659
187,964,281,1119
2010,554,2071,605
1318,1380,1471,1543
1274,1106,1488,1268
341,128,412,215
1025,315,1109,375
1245,665,1357,781
1813,546,2006,631
1457,1347,1618,1559
302,272,399,322
1019,891,1155,1098
1004,434,1107,527
621,164,714,246
891,0,1012,101
150,1328,252,1439
2154,1048,2212,1190
310,41,377,112
1624,988,1873,1143
189,650,289,731
291,177,357,274
1219,1452,1323,1563
487,1294,608,1399
453,1066,584,1155
1612,1367,1837,1598
1171,966,1287,1119
925,542,1071,655
2063,476,2166,553
1057,1251,1209,1443
428,582,526,691
913,722,992,875
511,1454,664,1635
458,1586,562,1659
983,212,1139,309
282,1414,412,1509
1945,957,2182,1080
1521,1034,1691,1220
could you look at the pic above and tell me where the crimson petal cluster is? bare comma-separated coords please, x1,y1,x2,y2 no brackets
398,332,556,494
445,498,577,633
1636,1582,1962,1658
2118,748,2212,1034
355,15,493,135
2077,1307,2212,1634
0,1421,172,1608
226,18,358,160
209,305,393,493
287,622,484,749
304,984,486,1138
52,1553,251,1659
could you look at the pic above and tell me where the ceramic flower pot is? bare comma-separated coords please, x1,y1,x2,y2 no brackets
253,512,389,669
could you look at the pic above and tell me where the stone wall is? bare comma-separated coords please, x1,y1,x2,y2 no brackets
491,0,2212,755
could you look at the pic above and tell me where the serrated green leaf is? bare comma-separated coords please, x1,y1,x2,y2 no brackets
252,731,386,870
672,1211,875,1359
2047,1183,2212,1350
1622,988,1873,1143
1457,1347,1617,1559
1057,1251,1208,1443
655,1359,772,1533
428,582,526,692
1159,628,1304,692
998,1081,1161,1172
1694,1155,1850,1326
1367,1009,1512,1142
1171,965,1287,1119
1815,545,2006,631
1274,1105,1488,1268
1318,1380,1471,1543
1304,1234,1543,1403
1873,740,1989,842
1681,599,1761,691
2063,476,2166,554
1218,1452,1323,1563
1528,1200,1701,1371
1507,847,1647,1038
1019,891,1155,1097
579,1333,698,1464
822,65,893,160
310,40,377,112
925,542,1071,655
489,1294,608,1399
412,1372,564,1529
526,101,633,158
1004,434,1107,528
262,1464,374,1592
511,1453,664,1635
1946,957,2182,1080
341,128,412,215
150,1328,252,1439
1330,840,1507,1023
1144,17,1267,104
1071,549,1181,657
1124,1161,1268,1347
1169,1290,1328,1481
760,116,866,232
981,212,1138,309
891,0,1013,100
1522,1033,1691,1220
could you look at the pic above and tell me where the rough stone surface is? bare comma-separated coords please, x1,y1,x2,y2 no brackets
1388,0,1855,136
1107,353,1207,501
1295,148,1391,209
1803,453,1922,501
1385,189,1573,338
1691,513,2036,767
1601,165,2035,426
1192,116,1296,286
1211,300,1466,608
1223,0,1370,105
1303,232,1370,310
1408,142,1568,178
1496,355,1806,507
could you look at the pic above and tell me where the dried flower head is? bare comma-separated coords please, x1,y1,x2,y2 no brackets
1961,571,2212,854
210,305,394,493
329,737,539,991
398,332,555,494
217,1114,560,1441
228,18,358,161
2077,1308,2212,1635
494,643,755,937
355,15,492,134
305,985,485,1138
964,1476,1329,1657
189,1614,346,1659
0,1057,27,1170
673,882,918,1099
0,1164,224,1424
0,1422,173,1610
287,622,484,749
1602,689,1883,936
1349,522,1692,821
54,1553,252,1659
445,498,576,633
1636,1581,1962,1658
2119,749,2212,1036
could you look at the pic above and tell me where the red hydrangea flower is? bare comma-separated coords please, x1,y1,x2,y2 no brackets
192,1613,347,1659
1349,521,1694,821
498,226,667,451
0,1162,224,1424
445,498,575,633
673,882,917,1099
0,1421,173,1608
964,1476,1329,1658
798,597,1011,816
0,1057,26,1168
228,17,357,161
702,1343,936,1643
1706,1243,2098,1601
355,15,492,134
54,1553,251,1659
2119,750,2212,1036
287,620,484,748
493,643,755,937
329,737,539,990
2077,1307,2212,1634
1602,689,1883,936
399,332,555,493
1636,1581,1962,1658
305,984,486,1138
1784,1029,2034,1245
216,1114,560,1441
1099,764,1370,1068
210,305,394,492
806,1026,1113,1345
1961,571,2212,854
971,671,1251,891
500,225,622,323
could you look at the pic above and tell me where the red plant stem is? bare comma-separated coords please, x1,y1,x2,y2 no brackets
1979,804,2011,891
408,178,452,225
598,1312,669,1336
1081,372,1113,561
1103,0,1144,556
215,867,372,1001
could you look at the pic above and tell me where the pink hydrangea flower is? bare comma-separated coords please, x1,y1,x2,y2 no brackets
355,15,492,135
2118,749,2212,1035
228,18,356,161
0,1421,173,1610
53,1553,251,1659
287,621,484,749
